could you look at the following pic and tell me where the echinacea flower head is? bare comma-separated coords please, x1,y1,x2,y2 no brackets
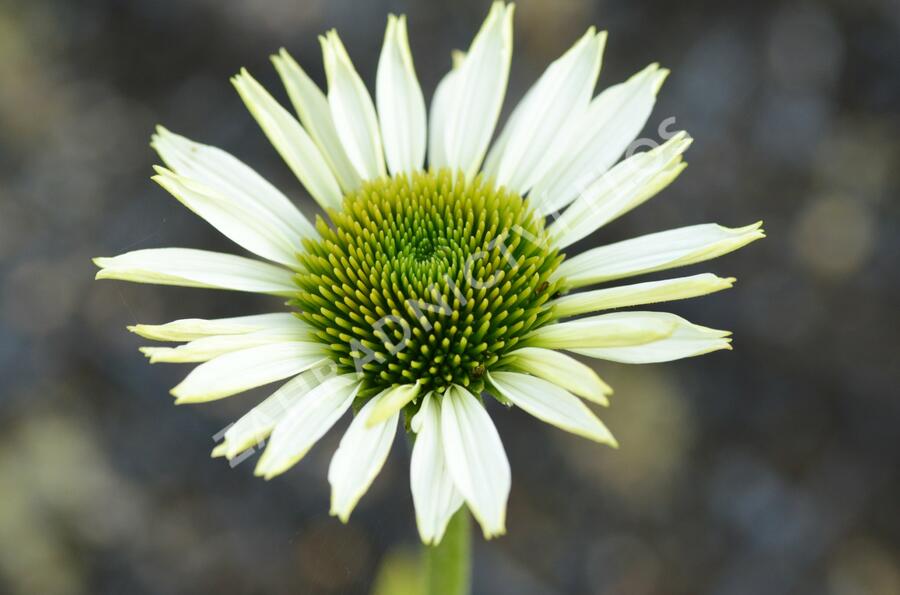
95,2,763,544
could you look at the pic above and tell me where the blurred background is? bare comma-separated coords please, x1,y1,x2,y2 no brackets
1,0,899,593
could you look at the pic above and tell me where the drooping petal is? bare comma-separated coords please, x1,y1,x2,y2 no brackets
170,342,328,403
483,28,606,193
255,374,361,479
232,69,343,210
140,326,312,363
376,14,427,175
529,63,669,215
328,391,400,522
439,2,514,178
501,347,611,405
217,367,332,459
487,371,617,445
572,314,732,363
549,132,692,249
365,382,421,427
555,222,765,289
440,385,510,539
552,273,735,318
321,30,387,180
410,393,464,545
271,48,362,193
151,127,317,239
93,248,298,296
151,166,304,267
527,311,679,351
129,313,304,342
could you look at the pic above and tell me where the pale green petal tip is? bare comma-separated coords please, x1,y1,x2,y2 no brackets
654,67,671,92
170,385,196,405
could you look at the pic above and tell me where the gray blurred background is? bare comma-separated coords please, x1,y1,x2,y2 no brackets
1,0,899,593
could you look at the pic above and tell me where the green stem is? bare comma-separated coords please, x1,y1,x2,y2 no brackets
424,508,471,595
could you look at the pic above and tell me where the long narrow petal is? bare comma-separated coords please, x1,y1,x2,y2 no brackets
272,49,362,193
573,314,732,363
488,371,617,445
555,222,765,289
170,342,328,403
93,248,298,296
152,127,316,240
441,385,510,539
255,374,361,479
328,391,399,522
410,393,464,545
440,2,514,178
427,51,464,169
140,326,312,363
549,132,692,249
217,367,332,459
377,14,427,175
232,69,343,210
322,30,386,180
552,273,735,318
527,311,680,351
483,28,606,193
501,347,611,405
129,313,304,342
152,166,304,267
365,382,421,427
530,63,669,215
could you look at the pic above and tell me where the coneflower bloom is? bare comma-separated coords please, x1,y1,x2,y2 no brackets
94,2,763,544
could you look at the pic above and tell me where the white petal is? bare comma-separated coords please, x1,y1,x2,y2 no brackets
219,367,331,459
129,313,303,342
530,63,669,215
232,69,343,211
321,31,386,180
93,248,298,296
440,2,514,178
376,14,427,175
427,51,464,170
487,371,617,445
572,313,732,363
501,347,611,405
483,28,606,193
140,326,312,363
170,342,328,403
328,392,399,522
555,222,765,289
151,127,316,240
255,374,361,479
549,132,692,249
365,382,421,427
552,273,735,318
272,49,362,193
410,393,464,545
441,385,510,539
528,311,679,351
151,166,304,267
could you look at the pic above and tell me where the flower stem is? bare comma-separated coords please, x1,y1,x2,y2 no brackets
424,508,471,595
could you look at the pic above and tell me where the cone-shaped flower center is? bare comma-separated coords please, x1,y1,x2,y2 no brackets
293,169,563,397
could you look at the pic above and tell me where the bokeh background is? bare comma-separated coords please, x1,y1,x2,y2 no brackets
1,0,899,593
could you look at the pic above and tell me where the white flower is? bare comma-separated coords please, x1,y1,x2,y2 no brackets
95,2,763,544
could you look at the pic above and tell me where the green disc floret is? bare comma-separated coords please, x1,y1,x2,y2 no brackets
292,169,563,398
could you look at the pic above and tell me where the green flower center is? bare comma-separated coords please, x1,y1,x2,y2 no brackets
292,169,563,398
